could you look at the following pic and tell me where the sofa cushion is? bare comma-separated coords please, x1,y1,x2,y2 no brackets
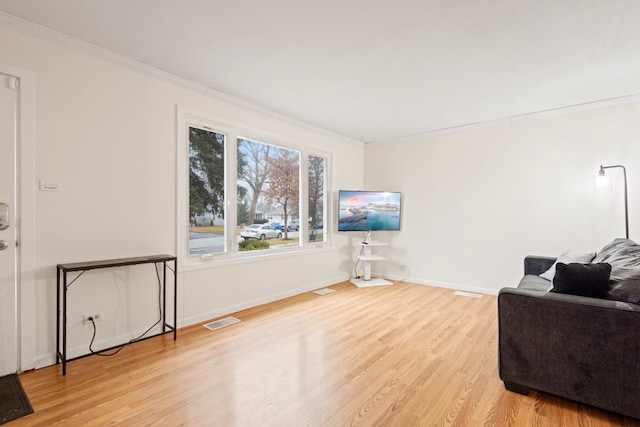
605,278,640,304
518,274,552,292
539,250,596,281
551,262,611,298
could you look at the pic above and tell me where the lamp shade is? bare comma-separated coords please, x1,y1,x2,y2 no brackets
594,172,613,192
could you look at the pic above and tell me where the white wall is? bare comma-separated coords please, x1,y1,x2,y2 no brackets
0,26,364,368
364,103,640,294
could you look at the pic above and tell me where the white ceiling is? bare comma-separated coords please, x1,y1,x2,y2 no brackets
1,0,640,143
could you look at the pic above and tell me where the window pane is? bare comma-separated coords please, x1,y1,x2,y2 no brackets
188,126,226,256
308,155,326,243
237,138,300,251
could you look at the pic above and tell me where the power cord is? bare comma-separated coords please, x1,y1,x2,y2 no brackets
88,263,164,357
353,244,365,279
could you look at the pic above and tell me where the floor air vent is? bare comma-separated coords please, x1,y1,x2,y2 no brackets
454,291,483,298
313,288,336,296
203,316,240,331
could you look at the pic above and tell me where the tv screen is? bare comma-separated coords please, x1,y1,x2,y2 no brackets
338,190,401,232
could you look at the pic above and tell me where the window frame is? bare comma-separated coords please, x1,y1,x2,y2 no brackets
176,106,332,271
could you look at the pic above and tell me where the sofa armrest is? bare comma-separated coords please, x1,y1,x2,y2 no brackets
498,287,640,419
524,255,556,276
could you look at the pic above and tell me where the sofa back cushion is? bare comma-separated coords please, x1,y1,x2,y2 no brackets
592,238,640,281
606,278,640,304
592,239,640,303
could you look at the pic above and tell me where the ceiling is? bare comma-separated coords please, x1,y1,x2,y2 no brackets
1,0,640,143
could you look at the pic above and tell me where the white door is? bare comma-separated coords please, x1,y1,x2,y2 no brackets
0,72,18,376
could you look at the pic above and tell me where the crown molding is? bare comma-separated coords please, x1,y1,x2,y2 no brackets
366,92,640,145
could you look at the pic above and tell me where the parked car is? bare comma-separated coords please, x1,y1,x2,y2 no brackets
240,224,283,240
286,220,299,231
269,222,283,230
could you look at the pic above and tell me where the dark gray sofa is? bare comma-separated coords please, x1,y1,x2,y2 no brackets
498,255,640,420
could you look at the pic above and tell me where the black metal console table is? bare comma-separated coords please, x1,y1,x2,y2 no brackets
56,254,177,375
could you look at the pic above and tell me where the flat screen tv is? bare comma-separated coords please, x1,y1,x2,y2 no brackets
338,190,401,232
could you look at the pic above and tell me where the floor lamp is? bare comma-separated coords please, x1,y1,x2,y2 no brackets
597,164,629,239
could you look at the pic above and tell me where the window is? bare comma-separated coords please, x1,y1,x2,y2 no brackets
237,138,300,250
308,155,326,243
178,108,329,267
188,125,226,256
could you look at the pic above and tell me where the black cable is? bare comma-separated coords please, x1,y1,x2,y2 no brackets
353,231,372,279
354,244,365,279
89,263,164,357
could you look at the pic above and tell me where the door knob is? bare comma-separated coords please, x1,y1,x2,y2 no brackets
0,203,8,230
0,240,8,250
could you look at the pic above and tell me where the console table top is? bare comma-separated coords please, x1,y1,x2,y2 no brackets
57,254,176,272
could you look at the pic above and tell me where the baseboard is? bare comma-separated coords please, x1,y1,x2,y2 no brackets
377,273,499,296
35,355,57,370
34,325,167,370
177,274,351,328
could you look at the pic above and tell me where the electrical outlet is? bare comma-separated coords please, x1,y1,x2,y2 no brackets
83,313,103,325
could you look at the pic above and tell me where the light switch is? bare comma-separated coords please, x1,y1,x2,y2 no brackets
39,181,62,192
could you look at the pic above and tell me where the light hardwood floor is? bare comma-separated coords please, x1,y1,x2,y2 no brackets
15,281,640,426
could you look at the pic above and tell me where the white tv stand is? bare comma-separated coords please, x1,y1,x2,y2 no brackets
350,240,393,288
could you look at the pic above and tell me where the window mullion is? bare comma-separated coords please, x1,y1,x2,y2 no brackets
226,132,239,254
300,150,310,244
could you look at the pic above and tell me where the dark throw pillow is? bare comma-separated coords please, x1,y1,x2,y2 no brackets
551,262,612,298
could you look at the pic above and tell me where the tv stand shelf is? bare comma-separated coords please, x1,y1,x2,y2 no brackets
350,241,392,288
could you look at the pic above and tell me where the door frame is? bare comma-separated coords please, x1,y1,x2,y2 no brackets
1,62,36,372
